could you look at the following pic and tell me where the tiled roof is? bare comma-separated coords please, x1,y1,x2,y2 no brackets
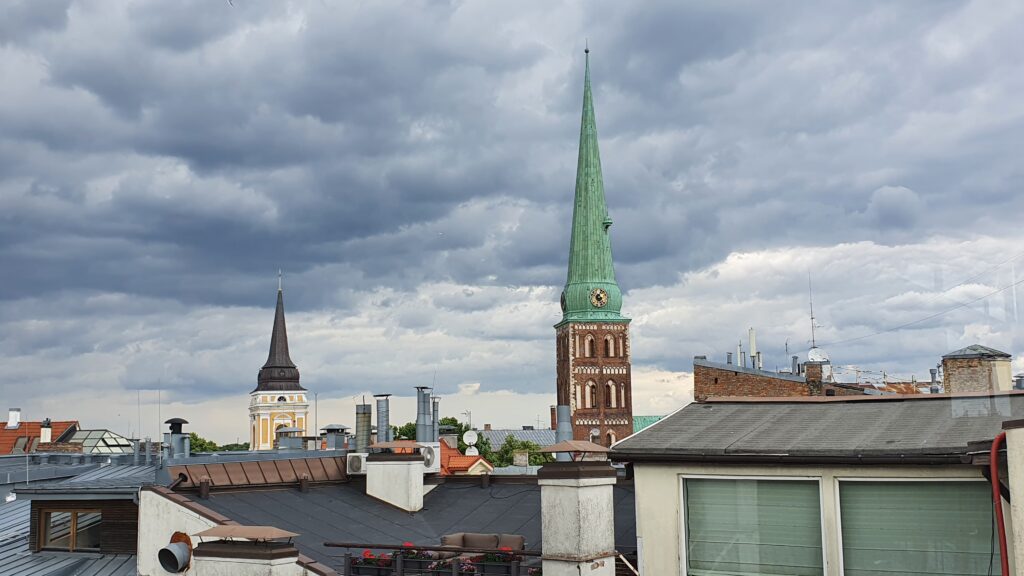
439,441,492,475
0,421,77,455
0,499,135,576
613,392,1024,463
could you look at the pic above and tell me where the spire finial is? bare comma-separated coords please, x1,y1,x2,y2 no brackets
585,38,589,54
278,269,283,292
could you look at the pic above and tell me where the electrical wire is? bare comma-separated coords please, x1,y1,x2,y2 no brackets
823,276,1024,347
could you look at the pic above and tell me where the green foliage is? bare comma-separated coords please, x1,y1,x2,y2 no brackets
188,432,218,453
487,435,553,467
392,422,418,440
218,442,249,451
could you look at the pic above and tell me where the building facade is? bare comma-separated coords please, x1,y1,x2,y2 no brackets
249,287,309,450
555,50,633,446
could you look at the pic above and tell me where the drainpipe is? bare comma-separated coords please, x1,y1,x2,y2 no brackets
991,431,1010,576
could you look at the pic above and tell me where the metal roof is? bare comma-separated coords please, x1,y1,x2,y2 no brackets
943,344,1012,359
0,500,135,576
632,415,663,434
613,393,1024,463
478,429,556,447
16,465,157,497
182,480,636,570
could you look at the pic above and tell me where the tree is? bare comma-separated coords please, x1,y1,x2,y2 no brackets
392,422,418,440
218,442,249,451
188,432,218,453
488,435,554,467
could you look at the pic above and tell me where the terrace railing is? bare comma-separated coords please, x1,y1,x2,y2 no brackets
323,541,542,576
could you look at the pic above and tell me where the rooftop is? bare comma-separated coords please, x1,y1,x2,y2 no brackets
613,392,1024,464
479,428,556,447
0,420,77,455
943,344,1012,359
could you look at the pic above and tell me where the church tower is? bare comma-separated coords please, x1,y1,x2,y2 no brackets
555,49,633,446
249,281,310,450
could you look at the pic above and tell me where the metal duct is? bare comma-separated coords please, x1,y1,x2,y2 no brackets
792,355,800,375
355,404,372,452
415,386,431,442
432,396,440,442
374,394,392,443
555,405,572,462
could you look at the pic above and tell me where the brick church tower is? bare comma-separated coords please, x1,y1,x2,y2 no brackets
555,49,633,446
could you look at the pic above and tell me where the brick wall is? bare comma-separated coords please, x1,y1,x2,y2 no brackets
943,357,1006,393
36,442,83,453
694,362,811,400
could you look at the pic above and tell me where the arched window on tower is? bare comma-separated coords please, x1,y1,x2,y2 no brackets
619,382,626,409
584,334,596,358
618,336,625,357
605,380,617,408
604,335,615,357
586,381,597,409
607,431,617,446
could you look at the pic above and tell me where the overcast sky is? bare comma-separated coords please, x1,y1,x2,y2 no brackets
2,0,1024,442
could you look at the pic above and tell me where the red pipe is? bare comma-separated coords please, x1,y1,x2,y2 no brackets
991,431,1010,576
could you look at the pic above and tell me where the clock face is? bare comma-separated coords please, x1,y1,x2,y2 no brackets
590,288,608,308
560,291,567,312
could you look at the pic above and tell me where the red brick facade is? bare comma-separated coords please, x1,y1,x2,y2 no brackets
556,322,633,445
693,359,865,401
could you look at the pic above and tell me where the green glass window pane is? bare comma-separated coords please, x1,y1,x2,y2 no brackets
685,478,824,576
839,481,996,576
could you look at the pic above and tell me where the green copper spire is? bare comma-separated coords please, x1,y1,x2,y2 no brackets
558,49,627,324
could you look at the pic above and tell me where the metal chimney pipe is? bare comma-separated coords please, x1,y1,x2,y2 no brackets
726,352,733,365
432,396,440,442
756,351,763,371
355,404,372,452
415,386,431,442
132,439,140,466
792,355,799,375
374,394,392,443
143,438,151,465
555,405,573,462
740,352,747,368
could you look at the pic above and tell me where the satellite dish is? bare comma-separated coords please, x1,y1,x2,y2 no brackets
466,446,479,456
808,347,830,363
463,430,478,446
423,446,436,468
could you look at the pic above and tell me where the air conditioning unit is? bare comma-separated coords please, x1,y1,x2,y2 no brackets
420,442,441,474
346,452,368,475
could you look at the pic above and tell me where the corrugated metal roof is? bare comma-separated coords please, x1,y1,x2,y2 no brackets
479,429,556,447
0,499,135,576
613,393,1024,461
17,464,157,495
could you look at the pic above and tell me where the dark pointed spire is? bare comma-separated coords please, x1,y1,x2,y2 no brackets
253,282,303,393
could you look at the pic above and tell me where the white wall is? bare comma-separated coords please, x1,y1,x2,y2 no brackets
366,459,424,512
137,489,218,576
632,462,1009,576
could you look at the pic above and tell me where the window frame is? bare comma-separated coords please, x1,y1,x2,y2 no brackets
679,474,828,576
38,508,103,552
833,476,992,576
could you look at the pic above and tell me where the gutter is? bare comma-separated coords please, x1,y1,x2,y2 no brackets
611,452,969,466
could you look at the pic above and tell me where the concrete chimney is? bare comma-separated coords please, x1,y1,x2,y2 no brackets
374,394,392,444
538,460,617,575
792,355,800,375
366,451,425,512
354,404,372,452
39,418,52,444
6,408,20,430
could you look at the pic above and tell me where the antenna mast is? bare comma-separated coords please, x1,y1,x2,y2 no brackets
808,272,817,348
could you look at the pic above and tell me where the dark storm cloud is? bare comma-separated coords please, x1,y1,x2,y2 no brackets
3,0,1024,420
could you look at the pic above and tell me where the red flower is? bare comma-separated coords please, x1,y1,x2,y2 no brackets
362,550,375,559
403,541,415,547
499,546,512,551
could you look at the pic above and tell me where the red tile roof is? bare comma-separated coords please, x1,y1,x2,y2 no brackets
439,440,492,475
0,420,78,454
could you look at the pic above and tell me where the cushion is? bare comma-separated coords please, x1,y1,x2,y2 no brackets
440,533,465,547
463,533,499,549
497,534,525,550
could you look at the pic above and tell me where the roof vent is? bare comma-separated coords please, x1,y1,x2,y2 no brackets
6,408,20,430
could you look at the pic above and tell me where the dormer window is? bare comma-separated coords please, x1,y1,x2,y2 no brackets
41,509,102,552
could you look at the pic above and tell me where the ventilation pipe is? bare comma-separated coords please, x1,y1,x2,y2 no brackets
374,394,392,444
354,404,372,452
756,351,763,371
792,355,799,375
415,386,432,443
555,405,573,462
164,418,189,459
930,368,941,393
740,352,747,369
432,396,440,442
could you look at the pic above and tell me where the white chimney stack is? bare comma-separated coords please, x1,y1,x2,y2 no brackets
40,419,52,443
6,408,21,430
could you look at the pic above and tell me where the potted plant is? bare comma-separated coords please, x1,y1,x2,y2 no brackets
397,541,434,572
427,559,477,575
472,548,520,575
351,550,393,576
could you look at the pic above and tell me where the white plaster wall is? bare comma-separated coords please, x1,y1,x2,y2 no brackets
137,490,218,576
540,476,616,576
193,554,304,576
632,462,999,576
366,460,424,512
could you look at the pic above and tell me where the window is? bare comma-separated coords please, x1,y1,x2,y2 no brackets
684,478,824,576
605,335,616,357
41,510,102,552
838,480,995,576
607,431,616,445
586,381,597,408
605,381,617,408
584,335,595,358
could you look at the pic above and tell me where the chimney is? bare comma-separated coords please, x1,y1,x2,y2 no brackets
415,386,432,443
431,396,440,442
484,423,492,431
1015,374,1024,391
6,408,20,430
756,351,763,371
538,459,617,574
374,394,392,443
321,425,349,451
354,404,372,452
366,448,425,512
550,406,557,430
555,405,573,462
39,418,52,443
792,355,799,375
164,418,190,459
740,351,747,368
726,352,733,365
